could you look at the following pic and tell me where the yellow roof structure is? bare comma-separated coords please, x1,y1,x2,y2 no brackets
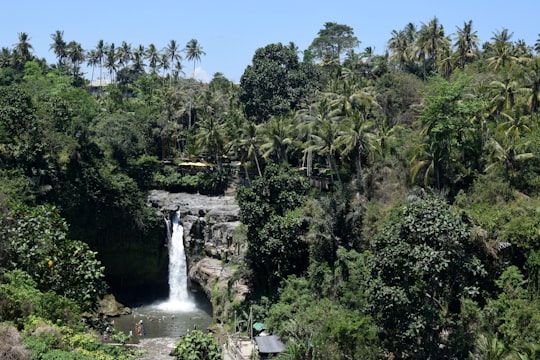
178,161,214,167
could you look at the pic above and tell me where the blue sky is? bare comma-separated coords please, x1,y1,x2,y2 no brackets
1,0,539,83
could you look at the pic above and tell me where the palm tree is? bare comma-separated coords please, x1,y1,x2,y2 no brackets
165,40,182,81
388,28,415,71
259,116,295,164
469,334,512,360
86,49,98,83
0,47,12,68
522,57,540,112
487,28,516,71
295,97,341,175
337,110,377,190
454,20,479,69
145,43,160,75
131,44,146,74
195,114,227,171
184,39,206,78
489,74,522,114
226,112,263,181
160,53,170,82
484,134,533,180
50,30,67,67
15,32,33,62
535,33,540,55
304,112,343,184
104,43,118,82
417,17,450,78
94,40,106,85
117,41,132,69
496,111,532,141
66,41,85,79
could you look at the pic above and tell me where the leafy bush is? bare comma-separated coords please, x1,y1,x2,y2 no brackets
172,330,221,360
0,203,107,311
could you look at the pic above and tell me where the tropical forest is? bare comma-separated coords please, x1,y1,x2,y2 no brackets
2,18,540,359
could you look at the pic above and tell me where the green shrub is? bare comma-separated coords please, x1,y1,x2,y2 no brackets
173,330,221,360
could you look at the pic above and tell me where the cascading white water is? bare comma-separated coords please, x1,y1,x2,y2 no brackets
157,210,195,311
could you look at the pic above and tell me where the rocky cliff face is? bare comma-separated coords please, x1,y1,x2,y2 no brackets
147,190,249,320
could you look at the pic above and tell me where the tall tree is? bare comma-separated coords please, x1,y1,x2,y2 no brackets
309,22,360,66
117,41,132,69
14,32,33,63
104,42,118,82
66,41,85,80
131,44,146,74
454,20,479,69
49,30,67,67
145,43,160,75
371,195,485,358
417,16,450,78
487,28,516,71
239,43,321,121
165,40,182,76
388,23,419,73
259,115,295,164
94,40,106,84
195,113,227,171
184,39,205,78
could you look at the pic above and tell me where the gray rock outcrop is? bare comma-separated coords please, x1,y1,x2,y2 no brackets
147,190,248,318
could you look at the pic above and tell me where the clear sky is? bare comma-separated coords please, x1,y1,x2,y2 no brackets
1,0,539,83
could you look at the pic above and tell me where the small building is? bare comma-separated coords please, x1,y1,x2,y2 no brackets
254,335,285,359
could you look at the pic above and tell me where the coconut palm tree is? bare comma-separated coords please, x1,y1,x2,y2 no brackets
295,97,341,175
165,40,182,81
454,20,479,69
484,133,533,180
337,110,377,190
304,112,343,184
487,28,516,71
489,73,523,114
259,116,295,164
66,41,85,79
104,43,118,83
0,47,12,68
92,40,106,85
131,44,146,74
388,27,416,71
145,43,160,75
184,39,206,78
50,30,67,67
225,111,263,181
117,41,132,69
86,49,98,83
522,57,540,113
14,32,33,63
417,17,450,78
195,114,227,171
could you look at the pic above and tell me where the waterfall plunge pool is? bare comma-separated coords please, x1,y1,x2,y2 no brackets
111,210,213,342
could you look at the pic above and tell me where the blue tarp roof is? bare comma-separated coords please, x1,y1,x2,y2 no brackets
255,335,285,354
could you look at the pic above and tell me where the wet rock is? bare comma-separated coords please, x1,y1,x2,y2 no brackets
97,294,131,317
147,191,248,316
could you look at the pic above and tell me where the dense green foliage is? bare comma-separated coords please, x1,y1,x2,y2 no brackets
2,19,540,359
172,330,221,360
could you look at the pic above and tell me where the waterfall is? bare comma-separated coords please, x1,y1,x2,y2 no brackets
157,210,194,311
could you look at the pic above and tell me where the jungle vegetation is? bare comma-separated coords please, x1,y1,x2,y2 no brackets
2,19,540,359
